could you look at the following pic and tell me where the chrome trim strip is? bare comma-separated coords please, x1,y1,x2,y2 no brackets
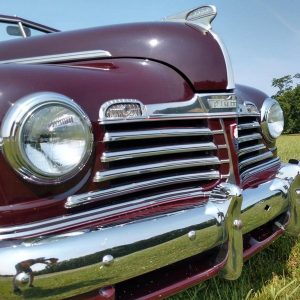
101,113,240,124
101,142,217,162
238,121,260,130
0,50,112,64
69,171,219,208
103,128,212,142
240,158,281,181
238,133,262,143
220,119,236,184
1,187,209,238
94,156,220,182
239,152,274,169
100,93,238,124
238,144,266,156
210,31,235,90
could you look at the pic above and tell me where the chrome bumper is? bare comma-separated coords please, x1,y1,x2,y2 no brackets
0,162,300,299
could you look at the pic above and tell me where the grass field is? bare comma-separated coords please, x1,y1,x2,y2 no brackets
169,135,300,300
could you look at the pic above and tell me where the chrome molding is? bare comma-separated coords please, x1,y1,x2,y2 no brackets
238,144,266,156
101,142,217,162
0,50,111,64
94,156,220,182
67,171,219,208
220,119,236,184
240,157,281,182
103,128,213,142
1,187,210,239
210,31,235,90
237,121,260,130
238,133,262,143
239,152,274,169
99,93,237,124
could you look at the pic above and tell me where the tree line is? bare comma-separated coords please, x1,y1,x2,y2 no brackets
272,73,300,134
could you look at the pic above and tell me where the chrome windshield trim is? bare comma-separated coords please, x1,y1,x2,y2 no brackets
68,170,219,208
239,152,274,169
104,128,213,142
101,142,217,162
94,156,221,182
0,187,209,239
0,50,111,64
238,133,262,143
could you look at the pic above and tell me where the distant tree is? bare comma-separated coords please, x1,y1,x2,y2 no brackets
272,74,300,133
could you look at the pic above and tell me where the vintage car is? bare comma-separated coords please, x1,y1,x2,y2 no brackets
0,5,299,300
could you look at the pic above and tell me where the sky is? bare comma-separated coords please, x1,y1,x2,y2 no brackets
0,0,299,96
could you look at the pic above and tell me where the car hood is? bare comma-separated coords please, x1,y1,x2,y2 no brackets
0,22,229,91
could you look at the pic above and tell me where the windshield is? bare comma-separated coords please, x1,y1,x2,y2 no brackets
0,15,58,42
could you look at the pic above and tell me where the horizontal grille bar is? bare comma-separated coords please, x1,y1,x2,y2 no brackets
94,156,221,182
239,152,274,169
238,133,262,143
104,128,213,142
240,157,280,182
237,121,260,130
2,188,210,239
101,142,217,162
68,170,220,208
238,144,266,156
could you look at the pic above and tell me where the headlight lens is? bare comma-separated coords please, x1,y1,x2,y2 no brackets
261,98,284,141
1,92,93,184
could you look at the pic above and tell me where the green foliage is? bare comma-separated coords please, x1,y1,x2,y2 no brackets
272,74,300,134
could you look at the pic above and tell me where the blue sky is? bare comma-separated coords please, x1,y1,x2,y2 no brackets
0,0,299,96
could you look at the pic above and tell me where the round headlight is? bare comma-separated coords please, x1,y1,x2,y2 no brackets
1,92,93,184
261,98,284,141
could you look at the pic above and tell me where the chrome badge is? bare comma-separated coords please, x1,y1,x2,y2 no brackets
207,95,237,110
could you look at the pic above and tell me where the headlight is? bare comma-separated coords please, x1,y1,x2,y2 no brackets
261,98,284,142
1,92,93,184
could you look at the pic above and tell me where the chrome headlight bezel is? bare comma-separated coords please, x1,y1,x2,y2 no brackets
261,98,284,144
0,92,93,184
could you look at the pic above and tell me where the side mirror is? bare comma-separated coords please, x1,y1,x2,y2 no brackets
6,25,31,37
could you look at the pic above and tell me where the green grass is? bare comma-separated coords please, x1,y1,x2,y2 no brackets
169,134,300,300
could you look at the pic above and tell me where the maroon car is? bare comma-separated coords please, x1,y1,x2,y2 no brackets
0,5,299,300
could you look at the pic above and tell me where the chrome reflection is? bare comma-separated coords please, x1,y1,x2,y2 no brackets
1,162,300,299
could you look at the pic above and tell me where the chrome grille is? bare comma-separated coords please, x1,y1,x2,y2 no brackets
238,116,278,181
92,119,228,204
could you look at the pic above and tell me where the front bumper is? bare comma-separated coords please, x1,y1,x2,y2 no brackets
0,162,300,300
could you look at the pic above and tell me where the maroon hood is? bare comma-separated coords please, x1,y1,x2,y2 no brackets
0,22,228,91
